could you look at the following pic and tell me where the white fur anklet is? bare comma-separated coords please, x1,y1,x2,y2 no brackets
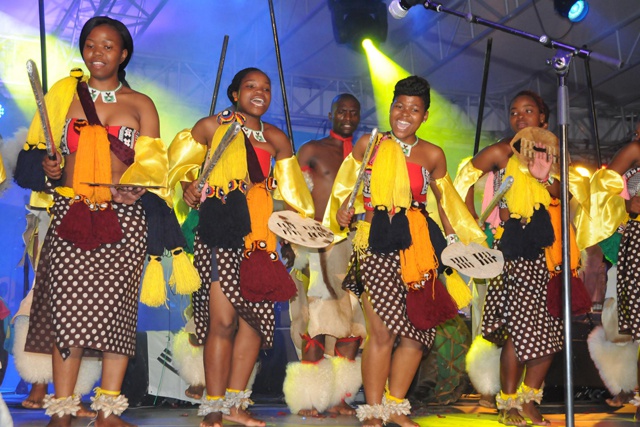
631,394,640,407
330,356,362,406
518,384,543,405
198,395,230,416
172,329,205,388
90,388,129,418
495,391,523,411
355,403,386,423
43,394,81,418
283,358,334,413
383,393,411,418
465,335,501,396
225,389,254,411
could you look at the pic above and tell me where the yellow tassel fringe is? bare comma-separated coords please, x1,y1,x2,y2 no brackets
169,248,201,294
445,268,473,309
140,256,167,307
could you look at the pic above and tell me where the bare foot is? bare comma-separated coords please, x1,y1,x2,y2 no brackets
520,401,550,426
186,385,205,400
224,407,266,426
479,393,497,409
76,403,97,418
327,400,356,415
607,391,634,407
297,407,319,416
46,414,72,427
501,408,527,426
387,413,419,427
95,411,137,427
22,398,43,409
201,412,223,427
23,383,47,409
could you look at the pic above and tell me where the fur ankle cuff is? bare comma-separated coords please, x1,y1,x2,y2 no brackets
43,394,81,418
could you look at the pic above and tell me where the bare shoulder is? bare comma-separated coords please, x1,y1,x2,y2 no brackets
609,140,640,174
472,138,511,171
420,139,446,161
124,88,157,113
263,122,293,158
191,116,220,146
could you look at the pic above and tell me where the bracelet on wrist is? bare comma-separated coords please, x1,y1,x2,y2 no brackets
537,175,554,187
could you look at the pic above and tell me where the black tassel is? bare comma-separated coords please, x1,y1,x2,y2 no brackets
217,189,251,249
14,149,48,191
390,207,412,250
499,217,528,260
198,197,226,248
163,209,187,251
425,213,447,275
140,192,165,257
369,206,391,253
526,205,555,249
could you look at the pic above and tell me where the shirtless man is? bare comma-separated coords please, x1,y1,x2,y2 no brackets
283,93,367,417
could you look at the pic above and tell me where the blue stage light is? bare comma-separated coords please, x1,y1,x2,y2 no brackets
554,0,589,23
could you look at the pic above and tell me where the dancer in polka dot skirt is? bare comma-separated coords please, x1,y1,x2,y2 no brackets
334,76,485,427
169,67,313,427
577,122,640,418
14,16,170,427
455,91,581,426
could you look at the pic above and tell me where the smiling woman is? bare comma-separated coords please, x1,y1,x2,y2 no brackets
12,15,178,427
167,67,314,427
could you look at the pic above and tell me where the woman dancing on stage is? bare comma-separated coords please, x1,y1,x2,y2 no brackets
335,75,485,427
15,16,169,427
455,90,584,426
168,67,313,427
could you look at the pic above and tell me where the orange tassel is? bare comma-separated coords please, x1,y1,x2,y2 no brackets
400,207,438,286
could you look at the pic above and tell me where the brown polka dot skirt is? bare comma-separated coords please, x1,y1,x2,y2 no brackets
25,193,146,359
360,250,435,348
617,219,640,340
482,254,563,363
191,235,275,349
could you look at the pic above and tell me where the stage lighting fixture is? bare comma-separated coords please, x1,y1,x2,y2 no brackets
554,0,589,23
328,0,388,50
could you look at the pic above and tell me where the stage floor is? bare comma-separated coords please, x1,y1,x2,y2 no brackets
5,394,638,427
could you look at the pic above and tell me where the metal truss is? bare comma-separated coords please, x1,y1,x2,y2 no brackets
2,0,638,168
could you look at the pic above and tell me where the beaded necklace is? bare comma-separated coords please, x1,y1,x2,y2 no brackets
87,81,123,103
391,131,419,157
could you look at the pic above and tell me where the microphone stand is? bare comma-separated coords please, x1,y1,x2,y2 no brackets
416,2,623,426
551,49,576,427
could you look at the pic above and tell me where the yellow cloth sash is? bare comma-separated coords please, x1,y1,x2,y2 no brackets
272,155,315,219
167,129,207,196
322,153,364,241
434,172,486,245
120,135,171,205
25,69,87,151
574,168,627,250
453,159,485,199
24,69,88,209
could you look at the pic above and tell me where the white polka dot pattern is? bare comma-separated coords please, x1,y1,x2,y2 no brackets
616,220,640,340
192,235,275,348
25,194,146,359
482,254,563,362
361,251,435,348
